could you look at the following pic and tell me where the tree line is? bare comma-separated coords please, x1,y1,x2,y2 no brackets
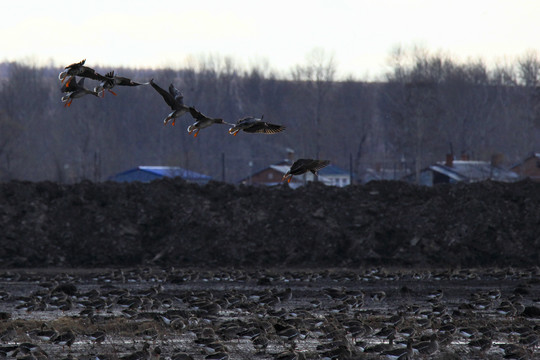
0,48,539,183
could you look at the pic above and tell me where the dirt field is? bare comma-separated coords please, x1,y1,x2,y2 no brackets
0,267,539,359
1,178,540,268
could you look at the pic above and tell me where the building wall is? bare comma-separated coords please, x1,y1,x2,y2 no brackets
245,168,301,185
512,157,540,181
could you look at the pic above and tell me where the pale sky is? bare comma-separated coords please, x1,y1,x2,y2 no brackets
1,0,538,80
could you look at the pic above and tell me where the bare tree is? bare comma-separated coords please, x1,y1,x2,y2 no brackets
518,50,540,87
291,48,336,160
0,111,21,180
382,48,445,182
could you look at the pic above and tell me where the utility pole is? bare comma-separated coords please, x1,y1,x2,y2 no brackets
221,153,225,182
349,153,353,185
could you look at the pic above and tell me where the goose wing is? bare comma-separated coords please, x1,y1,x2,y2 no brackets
168,84,185,108
114,74,144,86
242,121,285,134
150,79,176,109
290,159,329,175
78,66,108,81
307,159,330,174
188,106,206,121
289,159,315,175
65,59,85,70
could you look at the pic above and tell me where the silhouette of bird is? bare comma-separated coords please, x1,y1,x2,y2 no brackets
94,71,148,97
150,79,190,126
53,329,75,350
87,330,106,346
28,323,58,342
228,115,285,136
61,77,99,107
282,159,330,183
187,107,232,137
58,59,108,86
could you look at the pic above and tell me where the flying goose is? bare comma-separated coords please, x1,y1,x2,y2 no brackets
282,159,330,183
228,115,285,136
149,79,190,126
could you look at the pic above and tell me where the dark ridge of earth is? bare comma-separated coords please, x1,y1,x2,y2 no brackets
1,178,539,268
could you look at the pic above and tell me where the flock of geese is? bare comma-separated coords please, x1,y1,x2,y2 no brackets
58,59,330,183
1,267,539,359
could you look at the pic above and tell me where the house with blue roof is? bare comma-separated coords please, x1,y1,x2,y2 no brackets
403,154,519,186
108,166,212,185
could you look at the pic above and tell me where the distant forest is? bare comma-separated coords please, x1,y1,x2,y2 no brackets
1,48,539,183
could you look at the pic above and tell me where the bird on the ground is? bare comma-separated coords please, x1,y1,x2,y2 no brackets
380,339,413,360
187,107,231,137
61,77,100,107
58,59,108,87
53,329,75,350
94,71,147,97
28,323,58,342
149,79,190,126
228,115,285,136
87,330,106,346
281,159,330,183
468,337,492,353
413,334,439,356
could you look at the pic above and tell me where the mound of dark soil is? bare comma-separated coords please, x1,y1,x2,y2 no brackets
1,179,539,268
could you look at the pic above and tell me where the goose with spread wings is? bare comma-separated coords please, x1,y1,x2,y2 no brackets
282,159,330,183
228,115,285,136
149,79,190,126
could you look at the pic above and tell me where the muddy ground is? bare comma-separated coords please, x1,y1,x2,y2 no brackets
1,178,540,268
0,267,539,359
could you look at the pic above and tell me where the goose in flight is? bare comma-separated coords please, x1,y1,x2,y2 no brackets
94,71,148,97
58,59,108,87
282,159,330,183
149,79,190,126
228,115,285,136
60,77,99,107
187,106,232,137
